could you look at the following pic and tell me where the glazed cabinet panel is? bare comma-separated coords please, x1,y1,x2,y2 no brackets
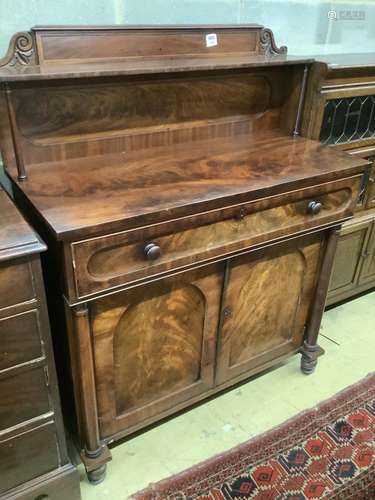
216,234,323,384
90,263,224,437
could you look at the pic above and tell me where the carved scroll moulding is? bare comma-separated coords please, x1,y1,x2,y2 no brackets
0,32,36,68
260,28,287,57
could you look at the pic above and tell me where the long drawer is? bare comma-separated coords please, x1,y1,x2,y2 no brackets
0,259,35,310
0,366,50,431
69,175,362,299
0,422,59,494
0,309,43,371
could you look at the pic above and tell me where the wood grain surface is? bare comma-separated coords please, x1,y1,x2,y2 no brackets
0,190,45,261
12,132,367,240
216,234,323,384
90,263,223,437
0,310,43,371
70,175,360,299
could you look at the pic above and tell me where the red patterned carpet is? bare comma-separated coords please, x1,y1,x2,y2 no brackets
133,373,375,499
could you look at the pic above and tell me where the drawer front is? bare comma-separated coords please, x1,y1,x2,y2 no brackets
71,176,361,299
4,465,80,500
0,310,43,371
0,366,50,431
0,423,59,494
0,259,35,310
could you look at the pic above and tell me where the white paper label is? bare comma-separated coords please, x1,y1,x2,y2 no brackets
206,33,218,48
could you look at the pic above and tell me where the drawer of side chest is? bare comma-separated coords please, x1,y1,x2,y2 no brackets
0,422,59,494
0,259,35,310
70,175,361,299
0,310,43,371
0,366,50,431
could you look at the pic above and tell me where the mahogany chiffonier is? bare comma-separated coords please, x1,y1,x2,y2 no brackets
0,26,369,483
0,188,81,499
302,54,375,305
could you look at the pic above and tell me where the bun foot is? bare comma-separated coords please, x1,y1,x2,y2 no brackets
87,464,107,485
81,444,112,485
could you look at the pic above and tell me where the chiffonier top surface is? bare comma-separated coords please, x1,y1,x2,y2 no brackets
0,51,313,82
12,130,367,240
0,54,312,82
0,189,45,260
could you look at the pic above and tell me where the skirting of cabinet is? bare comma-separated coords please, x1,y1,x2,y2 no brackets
326,281,375,307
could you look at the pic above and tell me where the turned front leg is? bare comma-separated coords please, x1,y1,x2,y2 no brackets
68,303,112,484
301,227,340,375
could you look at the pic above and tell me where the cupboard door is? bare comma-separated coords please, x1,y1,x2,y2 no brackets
216,235,323,385
358,221,375,286
327,219,373,305
90,263,223,438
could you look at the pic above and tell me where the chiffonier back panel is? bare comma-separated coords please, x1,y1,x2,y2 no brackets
10,66,299,167
33,26,265,64
0,25,304,180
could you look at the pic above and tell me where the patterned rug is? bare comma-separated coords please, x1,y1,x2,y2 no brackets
132,373,375,499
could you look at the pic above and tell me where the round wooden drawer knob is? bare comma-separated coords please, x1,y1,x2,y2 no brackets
307,201,322,215
144,243,161,261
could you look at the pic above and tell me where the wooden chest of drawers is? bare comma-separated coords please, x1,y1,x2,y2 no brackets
0,25,369,483
0,189,81,500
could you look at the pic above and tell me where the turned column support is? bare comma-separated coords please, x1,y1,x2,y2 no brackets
68,302,112,484
4,84,27,181
301,227,340,374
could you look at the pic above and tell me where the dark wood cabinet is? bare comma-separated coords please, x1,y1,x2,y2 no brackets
302,55,375,304
0,26,368,483
0,190,81,500
89,263,223,438
216,234,323,384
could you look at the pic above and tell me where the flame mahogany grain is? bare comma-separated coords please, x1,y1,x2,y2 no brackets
0,26,369,484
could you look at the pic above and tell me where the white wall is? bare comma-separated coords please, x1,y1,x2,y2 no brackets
0,0,374,58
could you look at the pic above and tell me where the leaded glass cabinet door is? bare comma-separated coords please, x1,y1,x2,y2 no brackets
215,234,323,385
320,95,375,145
90,262,223,438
